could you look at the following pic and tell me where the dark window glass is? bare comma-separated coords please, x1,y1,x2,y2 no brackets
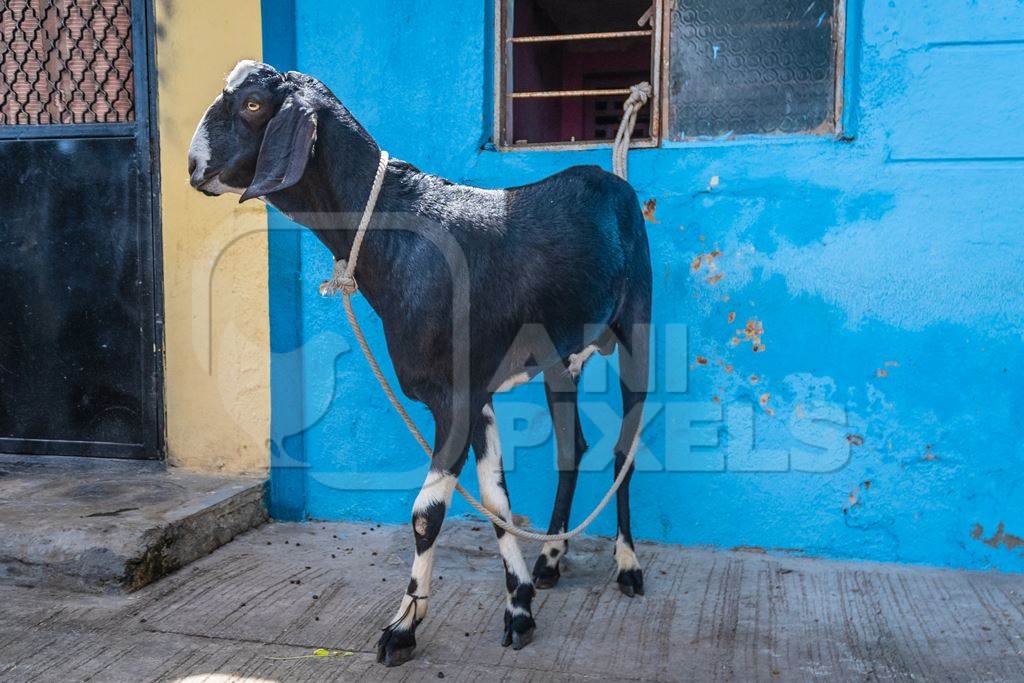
667,0,838,139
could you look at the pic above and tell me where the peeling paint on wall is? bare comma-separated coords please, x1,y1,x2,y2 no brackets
971,523,1024,555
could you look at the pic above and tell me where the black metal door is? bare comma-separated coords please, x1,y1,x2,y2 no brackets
0,0,162,458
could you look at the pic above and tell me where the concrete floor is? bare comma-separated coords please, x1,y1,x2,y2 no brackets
0,456,266,591
1,520,1023,682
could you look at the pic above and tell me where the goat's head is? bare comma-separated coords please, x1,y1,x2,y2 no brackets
188,60,317,202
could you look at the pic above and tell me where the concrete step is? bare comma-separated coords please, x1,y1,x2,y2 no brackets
0,455,267,592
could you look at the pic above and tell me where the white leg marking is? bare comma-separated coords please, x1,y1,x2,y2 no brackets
477,406,531,583
615,431,641,573
413,469,456,514
499,533,532,583
388,469,457,631
540,539,567,568
615,533,640,571
390,546,433,628
505,602,532,617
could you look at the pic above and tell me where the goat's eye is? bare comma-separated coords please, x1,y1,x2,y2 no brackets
245,100,261,112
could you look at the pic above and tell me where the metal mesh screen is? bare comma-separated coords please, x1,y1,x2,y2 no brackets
667,0,837,139
0,0,134,125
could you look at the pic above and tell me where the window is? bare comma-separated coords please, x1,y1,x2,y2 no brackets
666,0,844,139
493,0,662,149
493,0,844,149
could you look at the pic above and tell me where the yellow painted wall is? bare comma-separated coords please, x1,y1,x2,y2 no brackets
154,0,269,473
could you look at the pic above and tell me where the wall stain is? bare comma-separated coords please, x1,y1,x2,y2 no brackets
691,249,722,273
971,523,1024,554
732,318,766,352
844,480,873,512
642,198,658,223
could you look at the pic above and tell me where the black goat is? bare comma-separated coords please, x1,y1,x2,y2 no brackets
188,61,652,667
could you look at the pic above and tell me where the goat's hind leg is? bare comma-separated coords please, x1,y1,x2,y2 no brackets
471,403,536,649
532,365,586,588
611,317,649,598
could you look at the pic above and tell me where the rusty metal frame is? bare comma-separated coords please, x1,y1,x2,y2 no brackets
511,29,652,43
493,0,663,151
658,0,672,146
832,0,847,137
511,88,634,99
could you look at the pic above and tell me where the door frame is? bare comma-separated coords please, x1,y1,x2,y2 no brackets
0,0,165,460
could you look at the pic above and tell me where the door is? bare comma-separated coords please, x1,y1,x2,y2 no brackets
0,0,162,458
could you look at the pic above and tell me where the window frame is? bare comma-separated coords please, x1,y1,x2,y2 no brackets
493,0,848,151
492,0,665,151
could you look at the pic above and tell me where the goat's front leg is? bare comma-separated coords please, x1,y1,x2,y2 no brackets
376,407,473,667
471,403,536,649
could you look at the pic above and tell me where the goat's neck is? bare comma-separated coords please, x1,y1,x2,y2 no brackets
270,106,380,247
267,104,405,313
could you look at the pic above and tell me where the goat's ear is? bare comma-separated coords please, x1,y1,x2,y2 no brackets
240,95,317,203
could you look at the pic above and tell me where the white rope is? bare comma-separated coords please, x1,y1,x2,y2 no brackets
611,81,652,181
326,149,641,543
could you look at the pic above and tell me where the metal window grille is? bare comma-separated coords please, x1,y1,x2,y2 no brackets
494,0,662,149
0,0,134,125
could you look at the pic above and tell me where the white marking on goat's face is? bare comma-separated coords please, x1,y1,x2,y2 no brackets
225,59,261,92
188,94,246,196
187,95,217,184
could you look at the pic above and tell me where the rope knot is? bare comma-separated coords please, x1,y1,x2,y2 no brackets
319,259,358,297
612,80,653,180
627,81,652,108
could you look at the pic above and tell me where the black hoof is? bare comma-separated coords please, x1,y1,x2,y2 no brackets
616,568,644,597
501,610,537,650
532,555,560,589
511,624,535,650
376,625,417,667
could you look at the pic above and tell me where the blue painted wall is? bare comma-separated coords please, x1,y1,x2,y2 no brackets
264,0,1024,572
